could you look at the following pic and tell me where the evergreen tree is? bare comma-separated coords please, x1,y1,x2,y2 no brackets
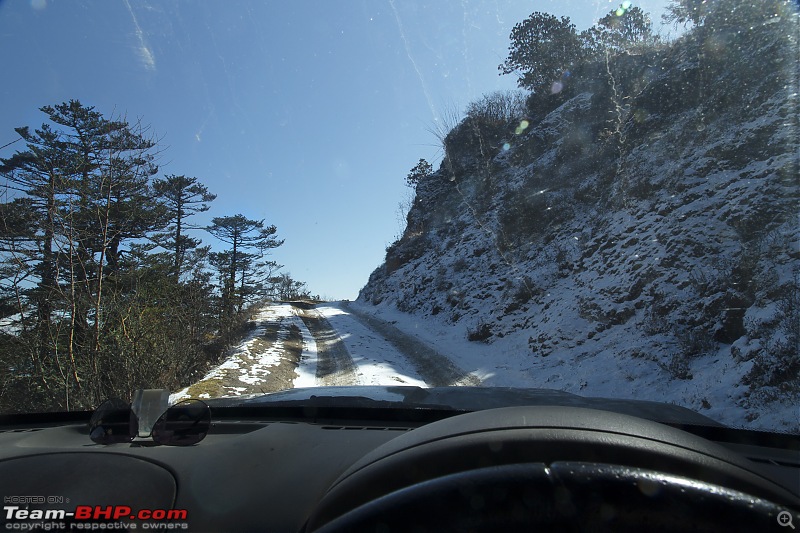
0,100,166,405
271,272,310,300
152,174,216,279
0,100,298,412
579,6,656,62
0,118,74,394
207,214,283,321
46,101,164,401
605,6,652,42
663,0,708,26
499,13,584,93
406,159,433,189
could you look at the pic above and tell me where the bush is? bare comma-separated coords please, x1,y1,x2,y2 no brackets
466,91,526,123
467,323,493,342
442,90,527,166
504,278,535,313
641,290,673,335
743,282,800,390
443,115,505,164
499,190,572,249
384,234,428,274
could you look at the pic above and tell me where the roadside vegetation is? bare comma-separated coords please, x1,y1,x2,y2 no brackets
0,101,314,412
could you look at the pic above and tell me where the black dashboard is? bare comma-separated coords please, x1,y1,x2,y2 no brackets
0,413,411,531
0,387,798,532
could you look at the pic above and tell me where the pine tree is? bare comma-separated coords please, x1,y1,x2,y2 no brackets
207,214,283,321
499,13,584,93
152,174,216,279
0,120,73,395
0,100,166,405
406,159,433,189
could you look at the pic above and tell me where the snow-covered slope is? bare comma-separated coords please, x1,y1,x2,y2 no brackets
359,16,799,432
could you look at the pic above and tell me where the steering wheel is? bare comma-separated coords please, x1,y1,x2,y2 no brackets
305,406,799,532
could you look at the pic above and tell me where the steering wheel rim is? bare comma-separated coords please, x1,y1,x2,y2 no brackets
306,406,799,531
312,462,789,532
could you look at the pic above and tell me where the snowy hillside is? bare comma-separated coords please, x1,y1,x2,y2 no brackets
359,15,799,432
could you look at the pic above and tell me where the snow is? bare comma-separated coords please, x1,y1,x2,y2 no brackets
317,303,427,387
167,295,795,433
172,301,428,403
0,314,24,335
353,61,799,434
348,299,798,433
290,305,319,388
171,304,298,403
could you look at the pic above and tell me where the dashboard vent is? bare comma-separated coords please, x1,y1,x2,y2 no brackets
320,426,411,432
211,421,270,434
749,457,800,469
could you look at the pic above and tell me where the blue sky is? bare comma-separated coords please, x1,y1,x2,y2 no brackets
0,0,671,299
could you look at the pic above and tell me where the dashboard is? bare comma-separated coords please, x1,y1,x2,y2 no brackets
0,388,798,532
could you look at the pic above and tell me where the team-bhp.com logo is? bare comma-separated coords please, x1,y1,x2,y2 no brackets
4,504,189,530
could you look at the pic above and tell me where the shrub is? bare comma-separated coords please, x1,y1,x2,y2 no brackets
677,327,714,357
467,323,493,342
465,91,526,123
743,281,800,390
452,257,468,272
499,190,573,249
384,234,427,274
504,278,535,313
443,114,505,164
442,90,528,166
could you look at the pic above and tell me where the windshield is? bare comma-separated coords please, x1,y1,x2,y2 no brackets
0,0,797,434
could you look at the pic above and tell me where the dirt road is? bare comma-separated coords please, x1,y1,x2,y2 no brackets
292,302,360,386
173,301,479,401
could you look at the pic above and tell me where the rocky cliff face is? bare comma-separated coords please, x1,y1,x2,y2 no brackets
359,12,798,421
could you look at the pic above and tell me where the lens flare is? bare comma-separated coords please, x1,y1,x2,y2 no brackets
514,120,530,135
616,1,632,17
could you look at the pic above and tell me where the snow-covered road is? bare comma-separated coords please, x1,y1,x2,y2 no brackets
312,303,429,387
172,301,476,403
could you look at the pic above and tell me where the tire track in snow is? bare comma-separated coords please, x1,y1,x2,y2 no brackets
340,302,481,387
288,306,319,388
292,303,360,386
316,303,427,387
